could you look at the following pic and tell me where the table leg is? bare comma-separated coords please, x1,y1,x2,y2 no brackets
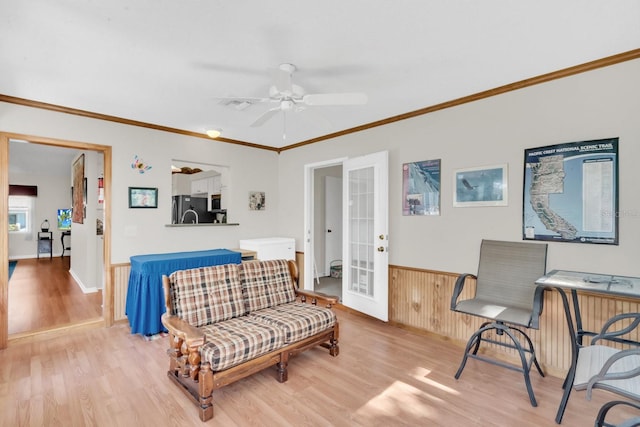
571,290,585,346
555,287,579,424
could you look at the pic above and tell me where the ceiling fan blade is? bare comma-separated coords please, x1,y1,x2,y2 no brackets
213,96,269,103
302,92,368,106
214,96,271,111
250,107,280,127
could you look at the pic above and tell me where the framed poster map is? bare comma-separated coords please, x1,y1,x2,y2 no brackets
523,138,618,245
402,159,440,215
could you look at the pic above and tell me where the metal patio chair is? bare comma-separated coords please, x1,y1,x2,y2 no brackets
450,239,548,406
572,313,640,427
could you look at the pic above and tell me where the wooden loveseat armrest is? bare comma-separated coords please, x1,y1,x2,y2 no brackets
286,259,339,307
295,289,339,307
162,313,206,381
161,313,206,348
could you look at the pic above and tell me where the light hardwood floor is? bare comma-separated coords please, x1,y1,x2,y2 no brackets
8,257,103,336
1,309,638,426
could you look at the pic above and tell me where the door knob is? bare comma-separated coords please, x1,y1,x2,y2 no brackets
327,229,332,233
377,246,385,252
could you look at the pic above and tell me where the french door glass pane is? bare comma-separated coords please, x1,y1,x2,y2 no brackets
348,166,374,297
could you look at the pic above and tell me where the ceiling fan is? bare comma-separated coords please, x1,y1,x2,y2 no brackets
218,63,368,129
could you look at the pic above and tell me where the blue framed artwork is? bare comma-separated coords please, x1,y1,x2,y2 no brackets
402,159,441,215
453,164,508,207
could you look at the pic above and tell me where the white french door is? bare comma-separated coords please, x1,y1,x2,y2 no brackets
341,151,389,321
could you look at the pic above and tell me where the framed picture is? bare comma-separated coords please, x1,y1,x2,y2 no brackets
523,138,618,245
83,177,87,219
72,154,84,224
402,159,441,215
128,187,158,208
249,191,265,210
453,164,508,207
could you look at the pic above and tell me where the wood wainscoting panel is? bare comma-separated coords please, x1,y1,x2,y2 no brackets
389,265,640,378
112,263,131,321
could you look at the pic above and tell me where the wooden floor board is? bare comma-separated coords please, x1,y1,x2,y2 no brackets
2,304,639,425
8,257,103,335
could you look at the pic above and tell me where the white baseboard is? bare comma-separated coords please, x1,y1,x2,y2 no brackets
69,269,99,294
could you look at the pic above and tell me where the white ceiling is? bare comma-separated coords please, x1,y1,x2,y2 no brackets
1,1,639,149
9,140,78,176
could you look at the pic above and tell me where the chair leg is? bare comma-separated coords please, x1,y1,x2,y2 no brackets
497,324,538,407
454,322,491,379
508,326,545,377
455,322,542,407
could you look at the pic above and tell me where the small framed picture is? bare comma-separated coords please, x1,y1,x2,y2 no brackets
453,164,508,207
128,187,158,208
249,191,265,210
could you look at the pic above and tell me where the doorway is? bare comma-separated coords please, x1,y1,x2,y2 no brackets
304,158,346,294
1,132,112,349
314,166,343,299
303,151,389,321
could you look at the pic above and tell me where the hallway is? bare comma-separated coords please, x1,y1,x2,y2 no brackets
8,257,103,335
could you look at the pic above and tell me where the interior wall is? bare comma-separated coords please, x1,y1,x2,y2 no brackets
278,58,640,277
8,171,70,258
0,103,282,264
68,150,102,291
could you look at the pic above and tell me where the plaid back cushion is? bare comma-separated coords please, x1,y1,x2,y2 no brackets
169,263,246,327
241,259,296,312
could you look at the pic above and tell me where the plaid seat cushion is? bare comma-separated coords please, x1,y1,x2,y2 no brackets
248,302,336,343
169,264,246,327
241,260,296,312
200,317,285,371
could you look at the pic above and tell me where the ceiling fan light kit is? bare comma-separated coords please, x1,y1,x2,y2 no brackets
205,129,221,138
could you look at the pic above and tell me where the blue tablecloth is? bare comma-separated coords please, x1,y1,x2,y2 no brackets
125,248,242,335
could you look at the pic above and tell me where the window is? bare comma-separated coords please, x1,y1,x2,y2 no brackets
8,196,34,233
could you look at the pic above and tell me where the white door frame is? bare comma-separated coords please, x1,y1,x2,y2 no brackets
324,175,342,276
303,157,347,291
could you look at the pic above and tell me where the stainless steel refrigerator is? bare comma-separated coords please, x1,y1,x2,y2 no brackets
171,195,213,224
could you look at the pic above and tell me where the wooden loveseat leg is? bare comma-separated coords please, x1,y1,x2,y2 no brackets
197,363,214,422
167,334,183,375
277,351,289,383
329,336,339,357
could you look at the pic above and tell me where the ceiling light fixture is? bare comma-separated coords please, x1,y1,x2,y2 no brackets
205,129,221,138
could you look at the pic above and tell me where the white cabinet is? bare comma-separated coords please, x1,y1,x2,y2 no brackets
239,238,295,260
172,174,191,196
191,177,209,195
189,170,222,196
211,175,222,195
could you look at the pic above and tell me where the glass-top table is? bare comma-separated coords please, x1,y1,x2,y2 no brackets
536,269,640,298
535,269,640,423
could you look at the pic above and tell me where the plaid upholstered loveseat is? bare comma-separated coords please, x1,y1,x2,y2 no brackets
161,259,339,422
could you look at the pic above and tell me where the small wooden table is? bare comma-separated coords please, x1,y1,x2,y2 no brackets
61,230,71,257
230,248,257,261
37,231,53,259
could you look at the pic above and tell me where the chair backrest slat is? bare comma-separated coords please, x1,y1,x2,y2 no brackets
475,240,548,311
